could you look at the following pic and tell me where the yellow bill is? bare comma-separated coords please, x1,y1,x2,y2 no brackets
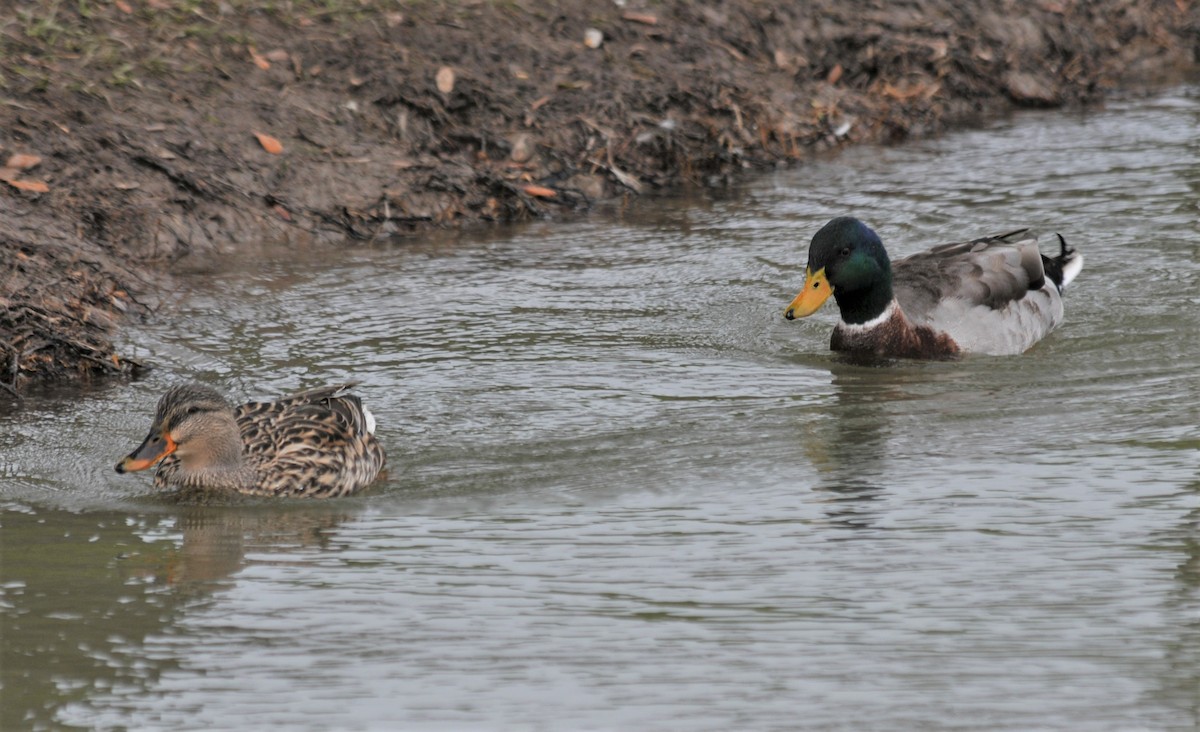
784,267,833,320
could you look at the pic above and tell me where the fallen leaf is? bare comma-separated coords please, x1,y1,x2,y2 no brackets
882,81,940,101
254,132,284,154
522,185,556,198
7,153,41,169
509,133,535,163
114,181,140,190
605,163,643,194
827,64,844,84
272,204,292,221
622,11,658,24
436,66,455,94
265,49,290,62
7,179,50,193
115,0,132,13
711,40,745,62
530,95,552,111
249,47,271,70
0,167,17,182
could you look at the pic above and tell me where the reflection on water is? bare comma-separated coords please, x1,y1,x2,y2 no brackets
3,86,1200,730
1153,482,1200,729
1,503,361,730
2,507,180,731
804,365,926,530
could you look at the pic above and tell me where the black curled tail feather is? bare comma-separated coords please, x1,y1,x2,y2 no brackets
1041,233,1081,291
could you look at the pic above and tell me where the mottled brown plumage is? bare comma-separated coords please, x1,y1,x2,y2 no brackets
116,382,386,498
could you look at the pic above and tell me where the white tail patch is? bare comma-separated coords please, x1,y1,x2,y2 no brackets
1060,252,1084,290
363,406,377,435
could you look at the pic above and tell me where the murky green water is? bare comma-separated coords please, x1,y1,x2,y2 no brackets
3,86,1199,730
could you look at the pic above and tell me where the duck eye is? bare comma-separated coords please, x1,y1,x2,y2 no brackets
840,247,851,257
186,406,201,415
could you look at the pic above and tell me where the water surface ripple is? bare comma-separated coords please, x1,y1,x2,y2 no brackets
3,87,1199,731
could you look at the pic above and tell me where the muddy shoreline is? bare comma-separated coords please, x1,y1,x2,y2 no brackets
1,0,1196,392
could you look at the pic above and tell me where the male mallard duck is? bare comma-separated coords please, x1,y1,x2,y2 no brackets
783,216,1083,358
115,382,386,497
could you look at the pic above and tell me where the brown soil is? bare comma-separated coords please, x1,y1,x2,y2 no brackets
1,0,1197,394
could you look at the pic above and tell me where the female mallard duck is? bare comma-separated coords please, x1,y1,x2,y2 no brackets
783,216,1083,359
115,382,386,497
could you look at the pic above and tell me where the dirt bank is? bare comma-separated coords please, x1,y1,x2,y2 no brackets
1,0,1197,393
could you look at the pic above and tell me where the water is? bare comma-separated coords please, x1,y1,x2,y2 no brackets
3,86,1199,730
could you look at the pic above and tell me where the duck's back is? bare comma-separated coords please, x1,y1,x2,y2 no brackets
235,384,386,497
892,230,1066,355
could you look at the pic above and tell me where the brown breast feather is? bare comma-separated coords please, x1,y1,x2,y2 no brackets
830,305,961,360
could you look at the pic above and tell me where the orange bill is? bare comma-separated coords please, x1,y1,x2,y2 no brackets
115,430,177,473
784,267,833,320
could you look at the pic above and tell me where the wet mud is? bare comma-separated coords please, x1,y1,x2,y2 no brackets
1,0,1196,390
